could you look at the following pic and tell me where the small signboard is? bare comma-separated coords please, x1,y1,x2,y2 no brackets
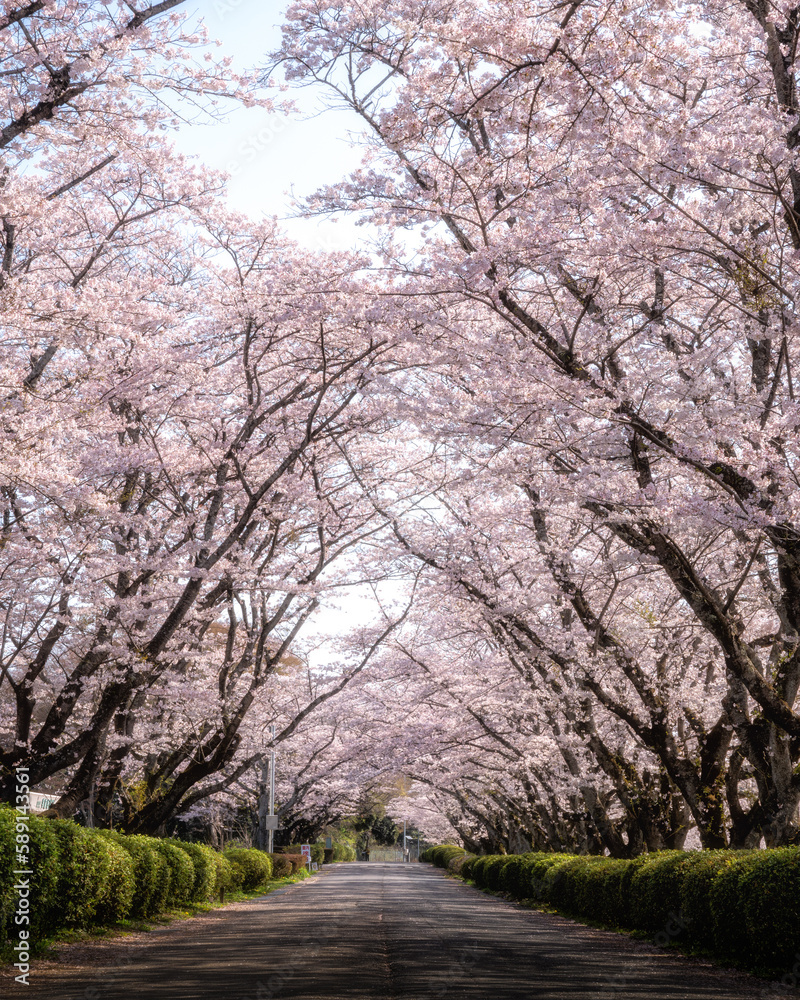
29,792,58,812
263,816,280,830
300,844,312,869
324,837,332,850
311,862,319,871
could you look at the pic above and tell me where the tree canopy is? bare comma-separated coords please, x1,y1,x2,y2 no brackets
1,0,799,852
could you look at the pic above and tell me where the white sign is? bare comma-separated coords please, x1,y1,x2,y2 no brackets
29,792,57,812
300,844,312,867
311,862,319,871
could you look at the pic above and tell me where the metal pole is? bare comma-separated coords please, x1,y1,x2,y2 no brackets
403,820,407,862
267,724,276,854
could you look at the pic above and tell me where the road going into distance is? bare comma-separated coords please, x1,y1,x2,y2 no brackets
4,862,794,1000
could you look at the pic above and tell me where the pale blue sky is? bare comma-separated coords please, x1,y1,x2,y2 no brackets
174,0,368,252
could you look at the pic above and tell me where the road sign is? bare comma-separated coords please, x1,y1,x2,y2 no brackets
263,816,280,830
301,844,312,868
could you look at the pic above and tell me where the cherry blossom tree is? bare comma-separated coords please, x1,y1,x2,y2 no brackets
271,0,800,846
0,1,414,833
4,0,800,853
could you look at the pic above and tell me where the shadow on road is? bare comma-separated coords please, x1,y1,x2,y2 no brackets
3,862,794,1000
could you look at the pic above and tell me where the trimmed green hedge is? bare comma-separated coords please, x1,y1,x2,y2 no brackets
49,820,135,929
223,847,273,891
166,840,218,903
0,810,60,942
424,843,800,977
420,844,467,868
150,840,194,908
447,853,475,877
0,806,291,947
211,852,236,898
269,853,293,878
97,832,166,918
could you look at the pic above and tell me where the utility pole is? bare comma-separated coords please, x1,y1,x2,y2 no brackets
257,724,278,851
268,724,276,854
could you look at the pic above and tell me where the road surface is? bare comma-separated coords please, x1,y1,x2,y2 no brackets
2,862,794,999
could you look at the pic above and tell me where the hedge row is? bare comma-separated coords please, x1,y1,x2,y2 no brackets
419,845,467,869
422,845,800,977
0,806,296,946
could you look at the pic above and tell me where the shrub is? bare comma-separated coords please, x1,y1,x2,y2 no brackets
627,851,687,932
460,855,478,880
49,821,134,928
223,848,272,890
500,854,537,897
165,840,217,903
0,807,61,943
469,855,503,888
269,853,293,878
137,836,172,914
151,840,195,908
573,857,630,926
737,847,800,974
25,812,61,935
224,855,245,892
447,853,475,877
283,842,324,864
98,832,163,918
422,845,466,868
677,850,732,950
0,807,15,944
483,855,514,891
210,853,236,897
281,853,306,874
709,851,763,963
545,857,599,914
372,842,800,978
466,855,488,886
527,854,577,901
92,839,136,926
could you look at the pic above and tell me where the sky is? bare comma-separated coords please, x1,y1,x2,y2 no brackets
175,0,369,253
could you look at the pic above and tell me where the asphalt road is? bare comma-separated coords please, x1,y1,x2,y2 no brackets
4,862,795,1000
